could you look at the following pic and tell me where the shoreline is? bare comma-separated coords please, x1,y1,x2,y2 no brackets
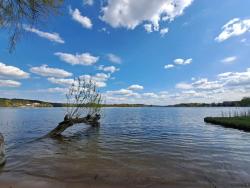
204,116,250,132
1,97,250,108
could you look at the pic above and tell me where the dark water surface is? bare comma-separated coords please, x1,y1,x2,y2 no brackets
0,107,250,188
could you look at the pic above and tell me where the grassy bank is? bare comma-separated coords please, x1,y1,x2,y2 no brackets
204,116,250,132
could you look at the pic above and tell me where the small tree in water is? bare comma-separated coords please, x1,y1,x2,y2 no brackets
48,77,102,138
65,78,102,119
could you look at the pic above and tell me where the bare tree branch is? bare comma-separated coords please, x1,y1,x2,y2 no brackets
0,0,63,52
47,77,102,138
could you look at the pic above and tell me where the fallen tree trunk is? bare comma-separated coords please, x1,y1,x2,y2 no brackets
47,114,100,138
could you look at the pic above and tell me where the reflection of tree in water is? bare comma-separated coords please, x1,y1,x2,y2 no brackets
53,125,100,143
49,124,102,160
46,125,107,182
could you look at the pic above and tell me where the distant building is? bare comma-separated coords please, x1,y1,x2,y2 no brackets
31,103,41,107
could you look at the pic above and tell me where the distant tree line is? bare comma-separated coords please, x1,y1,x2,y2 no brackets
0,98,53,107
168,97,250,107
0,98,153,108
1,97,250,108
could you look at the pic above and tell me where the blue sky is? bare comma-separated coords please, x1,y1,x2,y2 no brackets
1,0,250,104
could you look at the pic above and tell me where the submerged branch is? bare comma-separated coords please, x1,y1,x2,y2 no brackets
47,114,100,138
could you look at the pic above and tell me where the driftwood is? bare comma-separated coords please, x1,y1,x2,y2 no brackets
47,114,101,138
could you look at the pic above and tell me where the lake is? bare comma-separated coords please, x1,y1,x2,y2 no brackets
0,107,250,188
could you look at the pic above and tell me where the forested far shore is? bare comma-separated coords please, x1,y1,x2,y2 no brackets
0,98,153,108
1,97,250,108
168,97,250,107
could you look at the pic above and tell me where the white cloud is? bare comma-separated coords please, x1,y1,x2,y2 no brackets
241,38,247,43
95,82,107,88
128,84,144,90
48,73,110,88
24,25,65,44
176,79,223,91
160,27,169,36
0,79,21,87
142,92,158,98
105,85,144,101
176,82,193,89
107,53,122,64
221,56,237,64
164,64,174,69
107,89,133,95
145,24,169,36
106,89,139,97
101,0,193,32
185,59,192,64
55,52,99,66
103,68,250,105
215,18,250,42
159,91,169,95
181,90,196,95
80,73,111,88
176,68,250,94
30,65,72,78
48,77,74,86
0,62,29,79
104,90,172,104
174,58,192,65
98,65,119,73
47,87,68,93
38,87,68,93
103,72,250,104
69,8,92,29
99,27,110,34
218,68,250,87
81,73,110,82
192,78,223,90
84,0,94,6
144,24,153,33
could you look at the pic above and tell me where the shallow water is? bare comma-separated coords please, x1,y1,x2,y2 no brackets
0,107,250,187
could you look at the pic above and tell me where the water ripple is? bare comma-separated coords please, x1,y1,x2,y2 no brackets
0,107,250,187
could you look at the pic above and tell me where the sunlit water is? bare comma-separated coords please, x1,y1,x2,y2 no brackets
0,107,250,187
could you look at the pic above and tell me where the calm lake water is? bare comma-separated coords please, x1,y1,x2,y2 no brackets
0,107,250,188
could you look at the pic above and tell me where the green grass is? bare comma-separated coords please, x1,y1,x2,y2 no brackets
204,116,250,132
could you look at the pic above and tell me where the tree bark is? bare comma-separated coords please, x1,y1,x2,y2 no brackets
0,133,5,166
47,115,100,138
